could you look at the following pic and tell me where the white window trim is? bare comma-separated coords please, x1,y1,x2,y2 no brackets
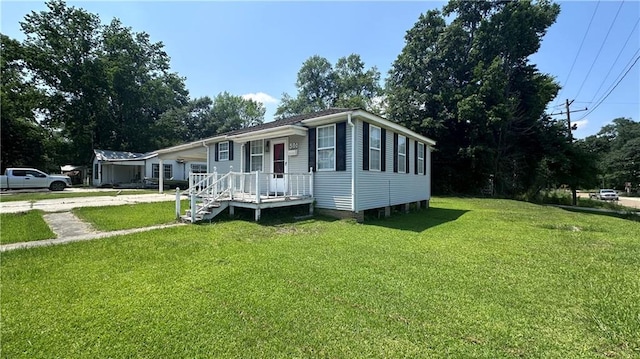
218,141,230,161
369,124,381,171
317,124,336,171
398,134,406,173
190,163,207,174
152,164,160,179
163,164,173,179
418,143,425,175
250,140,264,172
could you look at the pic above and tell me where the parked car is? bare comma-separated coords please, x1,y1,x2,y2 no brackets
593,189,619,201
0,168,72,191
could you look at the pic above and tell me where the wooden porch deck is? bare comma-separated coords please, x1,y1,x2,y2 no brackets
181,170,314,222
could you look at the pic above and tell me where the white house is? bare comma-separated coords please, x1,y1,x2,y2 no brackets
154,108,436,222
91,149,206,188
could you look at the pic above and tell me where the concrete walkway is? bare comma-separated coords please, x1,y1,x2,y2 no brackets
1,211,184,252
0,193,177,214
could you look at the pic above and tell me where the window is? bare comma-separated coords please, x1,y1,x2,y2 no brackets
26,170,46,178
152,164,160,178
190,164,207,173
94,164,99,179
369,125,381,171
163,164,173,179
398,135,406,173
218,141,229,161
418,143,425,175
317,124,335,171
250,140,263,172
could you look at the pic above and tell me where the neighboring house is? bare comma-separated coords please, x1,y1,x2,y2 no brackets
91,149,206,187
155,108,436,222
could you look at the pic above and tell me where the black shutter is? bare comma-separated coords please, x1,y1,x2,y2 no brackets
215,143,219,162
393,133,398,173
406,139,410,174
336,122,346,171
229,141,234,161
414,140,418,174
424,145,428,176
363,122,369,171
308,128,316,172
244,142,250,172
381,128,386,172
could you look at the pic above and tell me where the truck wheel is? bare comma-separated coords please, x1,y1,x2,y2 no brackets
49,181,66,191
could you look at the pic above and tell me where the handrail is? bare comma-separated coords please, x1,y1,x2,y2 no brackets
183,170,314,222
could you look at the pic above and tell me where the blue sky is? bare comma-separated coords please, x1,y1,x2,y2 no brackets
2,1,638,139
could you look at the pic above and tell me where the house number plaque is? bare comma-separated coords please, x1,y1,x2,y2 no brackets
289,142,299,150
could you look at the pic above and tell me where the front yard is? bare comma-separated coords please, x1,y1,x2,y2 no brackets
1,198,638,357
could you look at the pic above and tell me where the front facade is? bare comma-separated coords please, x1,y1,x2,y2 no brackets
156,109,435,220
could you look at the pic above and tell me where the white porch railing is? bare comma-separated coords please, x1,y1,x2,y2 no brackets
179,167,314,222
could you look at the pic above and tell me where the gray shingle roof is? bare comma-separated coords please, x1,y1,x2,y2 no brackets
223,108,358,137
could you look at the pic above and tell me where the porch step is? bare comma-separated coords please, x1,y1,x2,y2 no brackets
184,201,229,223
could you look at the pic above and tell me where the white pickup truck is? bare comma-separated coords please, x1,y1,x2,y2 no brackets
0,168,72,191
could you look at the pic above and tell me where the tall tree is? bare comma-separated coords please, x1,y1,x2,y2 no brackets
19,0,189,164
386,0,561,195
580,118,640,189
211,92,265,133
0,34,58,171
275,54,382,118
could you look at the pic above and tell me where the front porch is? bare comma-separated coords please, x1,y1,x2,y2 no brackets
177,169,314,222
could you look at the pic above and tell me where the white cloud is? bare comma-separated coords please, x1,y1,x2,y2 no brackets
242,92,278,105
573,119,588,130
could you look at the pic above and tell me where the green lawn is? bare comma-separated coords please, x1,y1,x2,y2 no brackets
0,210,55,244
72,200,188,231
1,198,638,358
0,189,157,203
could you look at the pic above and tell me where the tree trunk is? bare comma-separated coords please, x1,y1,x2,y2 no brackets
571,187,577,206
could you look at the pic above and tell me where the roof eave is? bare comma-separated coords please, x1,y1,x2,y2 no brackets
352,110,437,146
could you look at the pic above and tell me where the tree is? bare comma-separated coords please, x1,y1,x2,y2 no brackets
211,92,265,134
580,118,640,189
0,34,58,171
275,54,382,118
386,0,561,195
18,0,189,164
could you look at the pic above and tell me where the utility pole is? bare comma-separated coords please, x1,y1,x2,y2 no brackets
550,99,587,142
550,99,588,206
566,99,574,142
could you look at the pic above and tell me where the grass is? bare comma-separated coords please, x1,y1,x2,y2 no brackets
0,189,157,203
0,210,55,244
73,200,188,231
1,198,639,358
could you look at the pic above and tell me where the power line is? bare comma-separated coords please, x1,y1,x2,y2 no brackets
575,54,640,121
587,17,640,105
573,0,625,100
553,0,600,108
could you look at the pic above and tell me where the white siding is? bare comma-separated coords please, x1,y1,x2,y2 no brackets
287,134,308,174
209,141,241,174
354,118,430,212
313,122,353,211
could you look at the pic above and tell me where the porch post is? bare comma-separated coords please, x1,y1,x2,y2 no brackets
190,191,196,223
97,162,102,186
159,158,164,193
175,188,181,220
309,167,314,197
255,170,261,204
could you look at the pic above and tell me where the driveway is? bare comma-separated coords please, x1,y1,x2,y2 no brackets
0,192,177,214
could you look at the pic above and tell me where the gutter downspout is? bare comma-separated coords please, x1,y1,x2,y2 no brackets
348,113,356,212
203,141,210,172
